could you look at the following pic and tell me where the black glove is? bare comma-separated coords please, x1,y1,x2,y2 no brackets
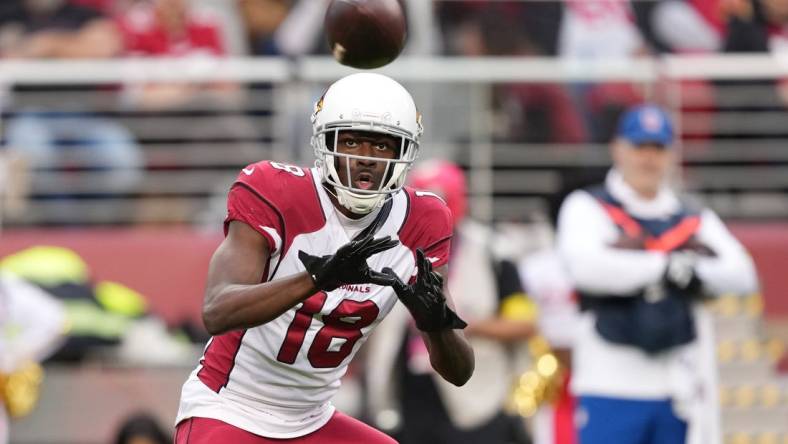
298,233,399,291
664,251,703,295
379,249,467,332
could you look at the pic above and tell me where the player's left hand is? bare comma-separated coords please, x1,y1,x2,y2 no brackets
378,249,467,332
298,232,399,292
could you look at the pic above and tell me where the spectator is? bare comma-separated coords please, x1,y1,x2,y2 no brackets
715,0,788,140
558,0,644,60
118,0,224,58
0,0,143,208
557,104,758,444
628,0,719,147
367,160,534,444
0,0,120,58
437,5,587,144
632,0,721,54
724,0,788,53
435,1,561,56
237,0,293,56
116,0,261,225
116,0,241,110
270,0,331,56
556,0,650,143
498,83,588,144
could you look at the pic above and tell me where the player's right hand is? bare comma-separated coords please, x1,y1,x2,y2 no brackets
298,232,399,292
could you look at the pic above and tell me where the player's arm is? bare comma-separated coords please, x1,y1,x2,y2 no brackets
692,209,759,295
419,264,475,386
203,220,399,335
379,252,474,386
202,221,318,335
557,190,668,294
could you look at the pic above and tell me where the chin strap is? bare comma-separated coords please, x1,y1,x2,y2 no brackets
352,198,394,240
337,189,385,215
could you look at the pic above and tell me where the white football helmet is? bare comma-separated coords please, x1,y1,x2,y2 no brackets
311,73,423,214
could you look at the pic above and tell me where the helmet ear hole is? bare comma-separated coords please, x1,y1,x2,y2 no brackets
394,137,403,158
325,132,336,152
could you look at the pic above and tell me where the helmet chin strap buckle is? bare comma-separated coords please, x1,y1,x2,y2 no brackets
337,188,385,215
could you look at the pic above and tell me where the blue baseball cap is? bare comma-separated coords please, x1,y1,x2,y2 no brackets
617,104,674,147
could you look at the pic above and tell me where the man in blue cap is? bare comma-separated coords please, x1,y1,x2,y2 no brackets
610,104,676,201
556,104,758,444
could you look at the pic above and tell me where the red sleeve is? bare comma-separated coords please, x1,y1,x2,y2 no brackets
399,189,454,269
224,170,284,254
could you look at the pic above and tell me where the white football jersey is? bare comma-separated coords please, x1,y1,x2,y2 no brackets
176,161,453,438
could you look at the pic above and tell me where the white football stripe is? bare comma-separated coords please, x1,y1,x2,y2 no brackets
259,225,282,254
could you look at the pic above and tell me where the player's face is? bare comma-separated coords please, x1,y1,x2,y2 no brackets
334,130,400,191
612,139,674,198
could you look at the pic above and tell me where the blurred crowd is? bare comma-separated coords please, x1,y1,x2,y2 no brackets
0,0,786,227
0,0,773,59
1,0,786,140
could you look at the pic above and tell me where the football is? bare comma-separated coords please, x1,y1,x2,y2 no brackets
324,0,407,69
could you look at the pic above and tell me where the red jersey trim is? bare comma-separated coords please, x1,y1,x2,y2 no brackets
396,190,412,236
232,164,327,280
398,188,454,269
234,182,287,279
225,183,283,252
197,330,247,393
423,235,453,254
308,170,328,227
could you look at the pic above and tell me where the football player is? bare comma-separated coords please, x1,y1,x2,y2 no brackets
174,73,474,444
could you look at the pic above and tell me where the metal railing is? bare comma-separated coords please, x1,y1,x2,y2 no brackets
1,54,787,226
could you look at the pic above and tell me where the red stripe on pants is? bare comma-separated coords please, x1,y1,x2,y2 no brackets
554,372,577,444
196,330,246,392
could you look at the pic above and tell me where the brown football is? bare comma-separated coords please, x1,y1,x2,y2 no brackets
324,0,407,69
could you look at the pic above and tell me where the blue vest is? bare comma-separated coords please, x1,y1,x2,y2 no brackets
579,185,702,355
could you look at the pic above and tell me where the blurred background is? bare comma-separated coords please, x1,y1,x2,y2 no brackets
0,0,787,443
